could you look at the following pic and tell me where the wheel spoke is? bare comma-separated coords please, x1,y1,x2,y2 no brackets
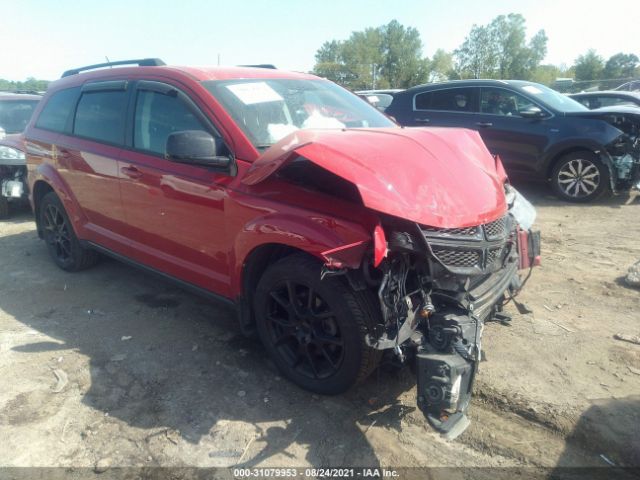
304,348,319,378
573,181,581,196
286,281,302,316
266,313,294,328
575,160,584,175
582,178,597,189
568,163,578,176
563,180,577,194
307,287,315,310
320,346,337,369
269,291,290,310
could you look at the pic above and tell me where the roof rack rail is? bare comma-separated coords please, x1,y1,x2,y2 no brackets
238,64,277,69
61,58,166,78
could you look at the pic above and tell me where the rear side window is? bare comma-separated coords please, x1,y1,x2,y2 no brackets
35,87,79,133
134,90,208,155
73,90,127,144
415,88,477,112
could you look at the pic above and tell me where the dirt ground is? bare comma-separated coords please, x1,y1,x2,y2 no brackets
0,183,639,475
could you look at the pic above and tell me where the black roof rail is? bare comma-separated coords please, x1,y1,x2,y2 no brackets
61,58,166,78
238,64,277,69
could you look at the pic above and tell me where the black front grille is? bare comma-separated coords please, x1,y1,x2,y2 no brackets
422,225,479,237
432,248,480,268
421,215,514,274
485,217,507,240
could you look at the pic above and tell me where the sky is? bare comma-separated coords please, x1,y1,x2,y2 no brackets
1,0,639,81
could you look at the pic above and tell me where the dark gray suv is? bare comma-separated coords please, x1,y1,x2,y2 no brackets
386,80,640,202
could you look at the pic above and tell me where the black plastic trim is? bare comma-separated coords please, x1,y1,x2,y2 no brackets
85,241,236,307
62,58,165,78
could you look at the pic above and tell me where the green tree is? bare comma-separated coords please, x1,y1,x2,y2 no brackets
428,49,454,82
312,20,429,89
602,53,639,79
455,13,547,80
574,50,604,81
454,24,497,79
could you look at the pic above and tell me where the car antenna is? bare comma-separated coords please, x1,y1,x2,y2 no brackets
105,56,111,67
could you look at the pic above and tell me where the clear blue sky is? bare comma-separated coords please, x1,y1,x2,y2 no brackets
2,0,638,81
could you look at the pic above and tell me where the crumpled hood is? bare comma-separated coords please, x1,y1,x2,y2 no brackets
242,127,507,228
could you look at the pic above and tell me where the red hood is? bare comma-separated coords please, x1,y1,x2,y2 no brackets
242,127,507,228
0,133,24,150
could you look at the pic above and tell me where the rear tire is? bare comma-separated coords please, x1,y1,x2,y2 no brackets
39,192,99,271
0,197,8,219
254,254,381,395
551,151,609,203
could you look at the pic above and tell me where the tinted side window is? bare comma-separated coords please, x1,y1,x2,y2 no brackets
414,92,433,110
73,91,127,144
134,90,208,155
35,87,80,133
480,87,536,116
416,88,477,112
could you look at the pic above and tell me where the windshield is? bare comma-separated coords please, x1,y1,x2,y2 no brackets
203,79,395,148
0,99,40,134
516,83,588,113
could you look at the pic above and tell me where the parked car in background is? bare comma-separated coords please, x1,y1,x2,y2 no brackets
355,89,403,112
615,80,640,92
568,91,640,109
22,59,539,438
386,80,640,202
0,92,41,218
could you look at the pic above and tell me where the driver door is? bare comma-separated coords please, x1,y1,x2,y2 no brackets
118,81,233,297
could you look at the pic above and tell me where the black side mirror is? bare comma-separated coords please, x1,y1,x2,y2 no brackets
166,130,232,169
519,106,546,119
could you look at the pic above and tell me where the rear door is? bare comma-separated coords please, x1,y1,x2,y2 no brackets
117,80,233,296
56,81,129,253
411,87,479,128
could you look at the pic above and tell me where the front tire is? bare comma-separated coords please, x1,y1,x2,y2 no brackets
39,192,99,271
551,152,609,202
254,254,381,395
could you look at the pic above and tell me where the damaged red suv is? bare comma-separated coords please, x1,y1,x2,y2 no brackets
23,59,540,437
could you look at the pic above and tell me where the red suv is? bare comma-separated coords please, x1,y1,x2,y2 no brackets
23,59,539,437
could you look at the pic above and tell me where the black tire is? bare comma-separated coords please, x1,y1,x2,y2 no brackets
39,192,99,271
551,151,609,203
0,197,8,219
254,254,381,395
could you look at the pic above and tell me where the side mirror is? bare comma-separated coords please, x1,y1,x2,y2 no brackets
519,106,546,119
166,130,232,169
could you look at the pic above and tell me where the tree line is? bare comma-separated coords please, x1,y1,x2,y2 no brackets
2,17,638,94
313,14,640,91
0,77,49,93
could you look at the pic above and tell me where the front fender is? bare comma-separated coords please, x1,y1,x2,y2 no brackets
229,212,372,295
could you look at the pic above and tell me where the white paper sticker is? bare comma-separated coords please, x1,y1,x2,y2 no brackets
226,82,283,105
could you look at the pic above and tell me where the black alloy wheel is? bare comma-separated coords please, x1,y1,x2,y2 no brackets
264,279,345,380
39,192,99,271
254,254,380,395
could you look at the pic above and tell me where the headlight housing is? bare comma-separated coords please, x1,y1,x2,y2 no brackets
0,146,26,161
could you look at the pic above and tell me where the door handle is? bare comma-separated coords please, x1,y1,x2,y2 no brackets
120,166,143,179
475,122,493,127
415,118,430,123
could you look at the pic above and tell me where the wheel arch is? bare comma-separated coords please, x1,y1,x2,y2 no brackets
544,145,602,180
235,243,320,334
32,180,55,238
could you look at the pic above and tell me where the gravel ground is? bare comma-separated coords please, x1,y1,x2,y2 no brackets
0,184,638,474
